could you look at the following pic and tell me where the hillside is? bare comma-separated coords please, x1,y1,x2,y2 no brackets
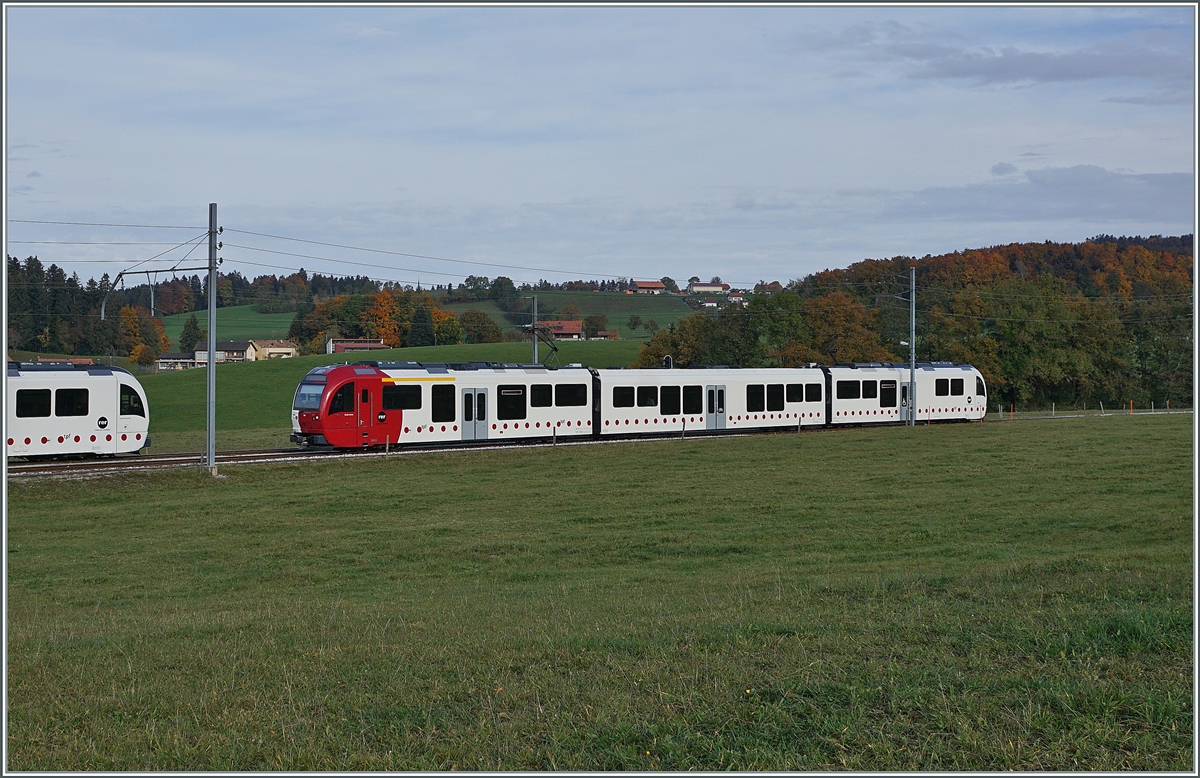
160,305,297,349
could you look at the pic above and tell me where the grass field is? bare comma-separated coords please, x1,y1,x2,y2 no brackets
160,305,297,350
7,349,134,371
137,341,644,446
6,414,1192,770
437,291,692,339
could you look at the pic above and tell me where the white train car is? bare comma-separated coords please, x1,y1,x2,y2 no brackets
5,362,151,458
595,367,827,434
825,362,987,425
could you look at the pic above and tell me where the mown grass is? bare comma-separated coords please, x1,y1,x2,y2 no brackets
137,340,642,435
160,304,297,348
6,413,1192,770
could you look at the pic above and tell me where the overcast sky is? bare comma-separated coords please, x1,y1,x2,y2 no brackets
4,4,1195,289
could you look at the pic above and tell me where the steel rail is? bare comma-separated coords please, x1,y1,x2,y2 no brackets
8,411,1185,479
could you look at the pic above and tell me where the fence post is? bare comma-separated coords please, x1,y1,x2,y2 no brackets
1052,402,1055,418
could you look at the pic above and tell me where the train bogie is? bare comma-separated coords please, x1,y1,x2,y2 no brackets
5,362,151,458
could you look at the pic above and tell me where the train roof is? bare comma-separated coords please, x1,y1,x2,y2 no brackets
7,361,134,377
831,362,977,371
298,361,593,381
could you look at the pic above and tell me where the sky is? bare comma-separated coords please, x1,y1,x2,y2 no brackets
4,4,1195,290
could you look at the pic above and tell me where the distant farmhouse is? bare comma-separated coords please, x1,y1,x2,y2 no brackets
687,281,730,295
631,280,668,294
540,320,584,340
326,338,388,354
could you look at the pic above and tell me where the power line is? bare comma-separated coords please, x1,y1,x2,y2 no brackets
223,243,463,280
8,219,204,229
224,257,425,289
7,241,195,246
223,227,629,279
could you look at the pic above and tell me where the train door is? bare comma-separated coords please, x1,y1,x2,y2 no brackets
358,384,374,445
462,388,489,441
901,381,915,423
705,385,726,430
325,381,357,445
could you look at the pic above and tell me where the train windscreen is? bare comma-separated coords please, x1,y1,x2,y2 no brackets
293,383,324,410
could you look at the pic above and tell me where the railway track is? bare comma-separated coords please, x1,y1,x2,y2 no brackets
6,428,781,478
7,411,1186,479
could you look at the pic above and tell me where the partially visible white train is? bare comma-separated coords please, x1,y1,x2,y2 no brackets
5,362,151,458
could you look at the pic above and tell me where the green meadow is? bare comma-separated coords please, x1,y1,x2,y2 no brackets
6,413,1192,770
160,305,298,349
438,290,692,339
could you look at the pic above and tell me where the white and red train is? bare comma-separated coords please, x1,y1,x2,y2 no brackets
290,360,987,448
5,362,151,458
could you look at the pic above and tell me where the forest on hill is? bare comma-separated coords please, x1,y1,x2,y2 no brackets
7,235,1192,406
634,235,1192,407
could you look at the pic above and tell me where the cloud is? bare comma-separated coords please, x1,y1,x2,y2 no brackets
991,162,1018,176
26,170,42,178
889,165,1193,224
797,19,1193,98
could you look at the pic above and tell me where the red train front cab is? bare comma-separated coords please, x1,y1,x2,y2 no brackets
293,364,404,447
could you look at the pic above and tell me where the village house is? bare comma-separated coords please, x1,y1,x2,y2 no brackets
539,320,584,340
631,280,668,294
687,281,730,295
155,352,197,371
194,341,252,364
325,338,389,354
249,339,299,359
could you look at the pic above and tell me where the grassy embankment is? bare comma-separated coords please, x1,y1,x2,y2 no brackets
6,413,1192,770
138,341,643,452
159,304,297,348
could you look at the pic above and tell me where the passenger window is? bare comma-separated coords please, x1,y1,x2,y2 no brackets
613,386,635,407
862,380,877,400
555,384,588,407
660,386,681,415
55,388,89,417
329,383,354,413
382,385,421,410
682,385,703,414
805,383,822,402
16,389,51,418
637,386,658,407
976,377,986,396
746,385,765,412
836,381,860,400
880,381,897,408
766,384,784,411
935,378,950,396
431,384,456,422
120,385,145,417
951,378,964,396
531,384,552,407
497,385,527,420
786,384,802,403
